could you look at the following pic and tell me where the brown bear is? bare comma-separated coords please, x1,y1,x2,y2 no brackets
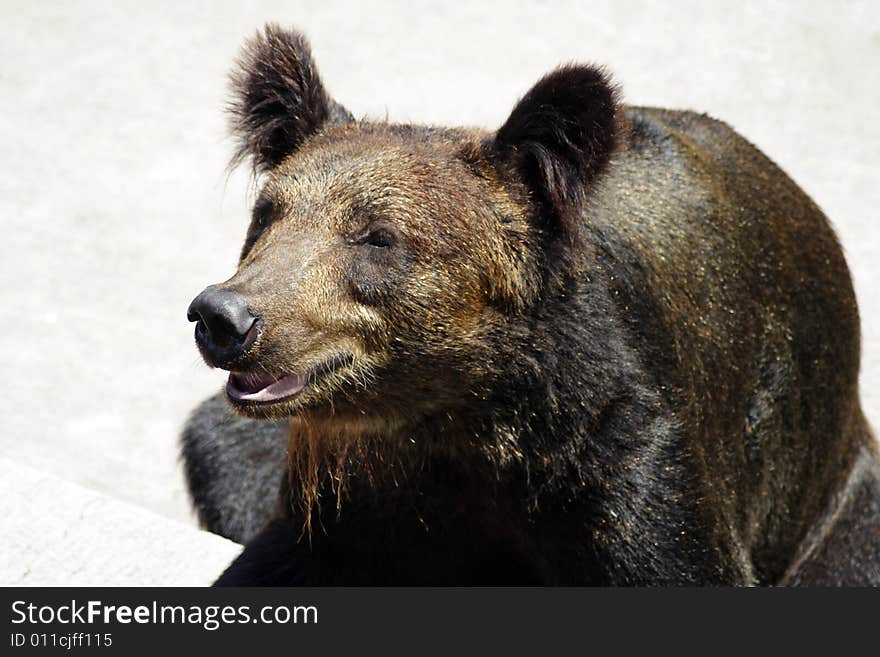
182,24,880,585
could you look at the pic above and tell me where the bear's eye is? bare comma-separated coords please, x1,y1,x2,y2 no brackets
362,227,397,249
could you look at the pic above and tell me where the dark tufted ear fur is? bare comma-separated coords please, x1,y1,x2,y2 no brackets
488,65,624,241
228,24,352,174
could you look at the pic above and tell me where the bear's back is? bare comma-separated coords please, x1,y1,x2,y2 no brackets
584,107,865,579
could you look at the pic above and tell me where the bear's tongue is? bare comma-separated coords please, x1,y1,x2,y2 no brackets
227,371,307,402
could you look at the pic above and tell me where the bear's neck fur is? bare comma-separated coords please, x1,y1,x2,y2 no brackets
282,237,747,585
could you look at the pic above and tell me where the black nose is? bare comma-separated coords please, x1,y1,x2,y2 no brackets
187,286,260,367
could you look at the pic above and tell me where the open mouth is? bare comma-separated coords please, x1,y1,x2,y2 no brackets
226,356,351,405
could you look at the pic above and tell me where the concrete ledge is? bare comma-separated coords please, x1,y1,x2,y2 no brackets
0,459,242,586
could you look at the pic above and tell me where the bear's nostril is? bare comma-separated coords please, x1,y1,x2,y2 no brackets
187,286,259,367
193,318,209,342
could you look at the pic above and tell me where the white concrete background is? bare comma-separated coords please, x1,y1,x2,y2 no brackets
0,459,241,586
1,1,877,583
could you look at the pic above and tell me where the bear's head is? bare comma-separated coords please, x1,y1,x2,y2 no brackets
188,24,623,433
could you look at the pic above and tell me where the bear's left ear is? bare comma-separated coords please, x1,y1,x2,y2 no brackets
228,24,352,174
486,65,624,240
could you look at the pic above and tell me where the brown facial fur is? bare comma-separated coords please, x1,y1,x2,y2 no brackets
218,125,549,516
227,126,531,406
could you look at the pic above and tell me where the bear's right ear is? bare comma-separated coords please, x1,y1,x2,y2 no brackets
485,65,623,241
228,24,352,174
